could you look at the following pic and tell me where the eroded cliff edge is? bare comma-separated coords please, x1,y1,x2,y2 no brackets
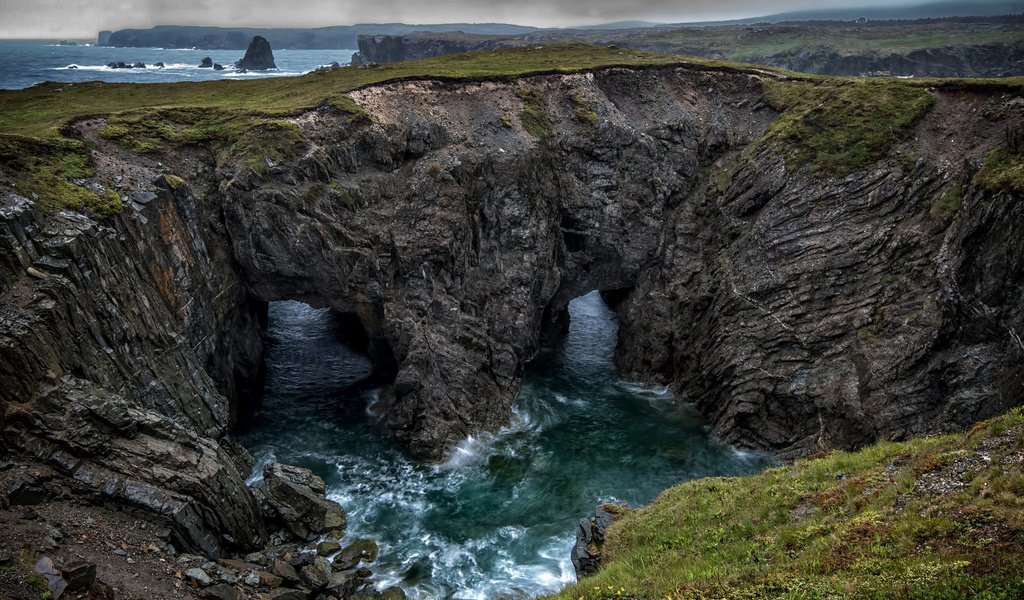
2,63,1023,554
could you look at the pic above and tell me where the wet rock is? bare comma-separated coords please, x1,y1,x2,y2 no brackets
154,62,165,68
132,61,146,69
381,587,408,600
185,567,213,587
259,463,346,541
61,561,96,591
335,539,378,570
214,63,225,71
316,541,341,556
571,504,623,579
234,35,276,70
199,57,213,68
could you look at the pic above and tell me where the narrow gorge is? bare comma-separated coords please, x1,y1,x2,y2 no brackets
1,53,1022,597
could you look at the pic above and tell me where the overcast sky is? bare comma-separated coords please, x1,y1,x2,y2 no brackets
0,0,943,39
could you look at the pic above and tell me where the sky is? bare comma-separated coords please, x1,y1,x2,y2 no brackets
0,0,957,39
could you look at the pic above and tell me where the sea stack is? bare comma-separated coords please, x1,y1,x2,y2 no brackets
235,35,277,70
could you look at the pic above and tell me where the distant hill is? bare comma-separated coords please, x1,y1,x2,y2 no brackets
103,23,540,49
673,0,1024,26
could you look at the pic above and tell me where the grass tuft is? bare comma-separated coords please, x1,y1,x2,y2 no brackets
760,78,934,176
517,88,552,138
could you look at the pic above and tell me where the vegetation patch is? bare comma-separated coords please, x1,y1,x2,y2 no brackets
517,88,552,138
0,135,122,217
760,78,935,176
548,407,1024,600
974,127,1024,196
571,94,600,125
227,120,305,174
930,185,964,221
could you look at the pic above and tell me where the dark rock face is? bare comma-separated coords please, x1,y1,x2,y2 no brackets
352,33,520,65
571,505,621,579
2,65,1023,559
255,463,346,541
199,57,214,68
235,36,276,71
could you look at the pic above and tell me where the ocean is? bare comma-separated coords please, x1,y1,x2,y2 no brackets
0,40,355,90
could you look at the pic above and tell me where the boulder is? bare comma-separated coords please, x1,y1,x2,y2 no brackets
200,583,243,600
234,35,276,70
213,63,225,71
315,541,340,556
33,556,67,598
335,539,377,570
61,561,96,591
270,557,299,583
258,463,346,541
299,563,328,589
185,567,213,587
154,62,165,68
199,57,214,68
268,589,306,600
132,61,146,69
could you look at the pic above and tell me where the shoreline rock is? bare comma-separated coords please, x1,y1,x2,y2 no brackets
235,35,276,70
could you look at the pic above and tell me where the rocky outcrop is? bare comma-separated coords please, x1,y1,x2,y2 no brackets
199,57,214,68
571,504,622,579
235,36,276,71
351,33,521,65
2,64,1023,556
255,463,346,541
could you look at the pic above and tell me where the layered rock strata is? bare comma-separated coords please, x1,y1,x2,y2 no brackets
2,65,1022,554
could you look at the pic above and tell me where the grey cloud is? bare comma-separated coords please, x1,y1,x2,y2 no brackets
0,0,913,39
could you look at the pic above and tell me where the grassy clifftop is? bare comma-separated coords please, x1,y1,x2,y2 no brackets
549,408,1024,599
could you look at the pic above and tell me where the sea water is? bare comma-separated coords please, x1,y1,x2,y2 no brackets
0,40,355,89
238,292,774,599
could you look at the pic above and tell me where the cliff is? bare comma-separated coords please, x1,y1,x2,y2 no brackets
350,17,1024,78
102,23,539,49
1,45,1022,570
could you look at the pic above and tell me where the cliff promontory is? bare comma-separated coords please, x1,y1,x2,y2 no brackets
0,45,1022,596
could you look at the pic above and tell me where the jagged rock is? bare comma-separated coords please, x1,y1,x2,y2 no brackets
259,463,346,541
199,57,213,68
200,583,243,600
61,561,96,591
299,563,328,589
132,61,146,69
185,567,213,587
154,62,165,68
381,587,408,600
243,570,260,586
214,63,225,71
268,589,306,600
571,505,623,579
316,541,340,556
234,35,276,70
335,539,378,570
34,557,67,598
258,570,283,588
270,557,299,583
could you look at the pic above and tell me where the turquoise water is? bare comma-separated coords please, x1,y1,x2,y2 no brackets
0,40,354,89
238,292,774,599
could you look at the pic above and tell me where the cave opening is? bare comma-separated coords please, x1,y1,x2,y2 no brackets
232,300,396,437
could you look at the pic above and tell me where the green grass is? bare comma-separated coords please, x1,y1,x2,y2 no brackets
760,78,935,175
974,127,1024,196
548,407,1024,600
642,23,1024,63
930,186,965,221
571,94,600,125
517,88,553,138
0,135,122,217
0,44,693,141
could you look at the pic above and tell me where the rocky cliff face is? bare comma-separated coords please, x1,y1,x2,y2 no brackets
2,65,1022,554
